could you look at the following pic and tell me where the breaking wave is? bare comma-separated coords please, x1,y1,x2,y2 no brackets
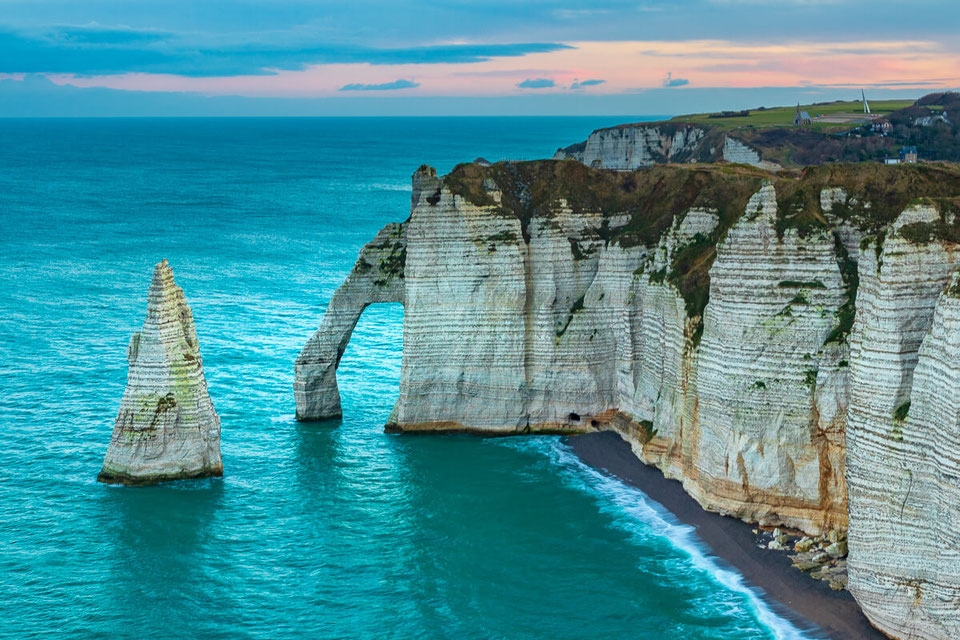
505,437,818,640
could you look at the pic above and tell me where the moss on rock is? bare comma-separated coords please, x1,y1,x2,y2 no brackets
439,160,960,336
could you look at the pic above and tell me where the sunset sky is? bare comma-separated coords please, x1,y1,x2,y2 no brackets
1,0,957,116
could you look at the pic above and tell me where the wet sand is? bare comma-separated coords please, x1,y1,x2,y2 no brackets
568,430,885,640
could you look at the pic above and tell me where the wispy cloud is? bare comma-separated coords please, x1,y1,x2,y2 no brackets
813,79,955,88
339,78,419,91
56,24,170,45
517,77,555,89
662,72,689,87
571,78,605,89
17,36,958,104
0,25,572,76
553,9,611,20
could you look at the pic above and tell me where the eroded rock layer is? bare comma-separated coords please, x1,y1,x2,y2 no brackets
553,122,780,170
554,122,719,169
296,161,960,640
294,221,406,420
846,206,960,640
685,185,849,532
99,260,221,485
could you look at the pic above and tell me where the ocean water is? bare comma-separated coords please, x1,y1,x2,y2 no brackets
0,117,809,640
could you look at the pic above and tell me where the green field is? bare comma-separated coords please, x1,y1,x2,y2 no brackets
671,99,916,131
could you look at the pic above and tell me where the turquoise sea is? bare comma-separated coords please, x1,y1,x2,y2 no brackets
0,117,810,639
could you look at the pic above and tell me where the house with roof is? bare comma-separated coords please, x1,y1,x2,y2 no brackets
794,104,812,125
900,146,918,163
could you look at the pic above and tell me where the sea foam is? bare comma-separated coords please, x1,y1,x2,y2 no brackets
503,437,818,640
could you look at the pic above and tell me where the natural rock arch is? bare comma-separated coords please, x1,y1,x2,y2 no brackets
294,223,407,420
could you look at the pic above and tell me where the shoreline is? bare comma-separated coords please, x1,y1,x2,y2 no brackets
567,430,884,640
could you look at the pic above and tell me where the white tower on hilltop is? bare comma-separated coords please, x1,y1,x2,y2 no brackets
862,89,871,114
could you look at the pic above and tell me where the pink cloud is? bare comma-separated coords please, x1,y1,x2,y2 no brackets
45,39,960,98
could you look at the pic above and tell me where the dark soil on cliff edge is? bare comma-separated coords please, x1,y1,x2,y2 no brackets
568,431,886,640
442,160,960,347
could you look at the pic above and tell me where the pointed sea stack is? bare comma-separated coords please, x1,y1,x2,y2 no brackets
98,260,222,485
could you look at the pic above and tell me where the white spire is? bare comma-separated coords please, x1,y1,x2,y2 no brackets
862,89,871,114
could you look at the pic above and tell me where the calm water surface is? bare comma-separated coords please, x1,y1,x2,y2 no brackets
0,117,810,639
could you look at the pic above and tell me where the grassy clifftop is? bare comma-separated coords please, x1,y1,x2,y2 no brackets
443,159,768,244
670,99,914,132
443,159,960,237
441,160,960,336
560,93,960,166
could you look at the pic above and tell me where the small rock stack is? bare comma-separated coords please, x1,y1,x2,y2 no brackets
98,260,222,485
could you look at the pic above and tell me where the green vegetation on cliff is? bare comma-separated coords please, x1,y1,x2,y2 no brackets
825,236,858,345
441,159,960,339
670,99,913,132
896,197,960,244
444,160,768,244
564,93,960,167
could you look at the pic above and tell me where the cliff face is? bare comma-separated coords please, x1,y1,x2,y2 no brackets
99,260,222,485
683,185,849,531
554,123,717,169
554,123,780,170
557,93,960,170
846,206,960,640
295,160,960,640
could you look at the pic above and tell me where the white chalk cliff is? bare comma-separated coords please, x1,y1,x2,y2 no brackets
554,122,780,170
846,206,960,640
295,160,960,640
99,260,222,485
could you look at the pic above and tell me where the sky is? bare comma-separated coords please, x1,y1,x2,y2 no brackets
0,0,958,116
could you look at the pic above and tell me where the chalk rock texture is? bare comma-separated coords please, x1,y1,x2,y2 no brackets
296,160,960,639
722,138,783,171
846,207,960,640
683,185,849,532
554,123,776,170
555,123,715,169
393,165,642,432
98,260,222,485
294,219,407,420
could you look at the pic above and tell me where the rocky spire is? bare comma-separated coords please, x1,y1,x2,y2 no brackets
98,260,222,485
